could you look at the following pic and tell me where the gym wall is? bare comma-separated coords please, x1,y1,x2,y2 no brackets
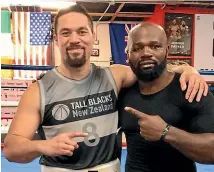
147,5,214,82
194,14,214,82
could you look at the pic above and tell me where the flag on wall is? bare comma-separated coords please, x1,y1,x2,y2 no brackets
109,23,137,65
1,10,14,78
11,11,52,79
1,10,13,58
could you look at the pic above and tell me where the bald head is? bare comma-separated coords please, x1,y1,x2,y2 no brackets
126,22,168,83
126,22,168,53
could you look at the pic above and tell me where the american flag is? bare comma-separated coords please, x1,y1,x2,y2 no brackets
30,12,51,46
11,11,52,79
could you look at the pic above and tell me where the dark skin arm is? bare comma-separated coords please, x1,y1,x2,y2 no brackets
164,127,214,164
164,91,214,164
125,90,214,165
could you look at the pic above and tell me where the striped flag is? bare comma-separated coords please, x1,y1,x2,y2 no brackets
1,10,14,79
11,11,52,79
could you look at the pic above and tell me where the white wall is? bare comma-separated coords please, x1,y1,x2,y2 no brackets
194,14,214,82
91,23,112,67
54,23,112,67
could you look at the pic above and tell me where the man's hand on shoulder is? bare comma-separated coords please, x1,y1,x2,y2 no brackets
179,73,208,103
169,64,208,103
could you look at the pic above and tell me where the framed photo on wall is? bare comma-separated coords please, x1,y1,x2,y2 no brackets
165,13,193,56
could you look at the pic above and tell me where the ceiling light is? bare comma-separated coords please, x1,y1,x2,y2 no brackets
0,0,76,9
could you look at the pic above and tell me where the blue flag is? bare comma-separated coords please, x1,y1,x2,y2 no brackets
109,23,137,65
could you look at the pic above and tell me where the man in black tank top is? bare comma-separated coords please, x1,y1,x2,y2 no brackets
118,22,214,172
3,4,210,172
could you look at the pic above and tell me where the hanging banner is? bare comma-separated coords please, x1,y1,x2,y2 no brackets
109,23,137,65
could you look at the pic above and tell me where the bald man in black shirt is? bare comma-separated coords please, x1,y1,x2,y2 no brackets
118,22,214,172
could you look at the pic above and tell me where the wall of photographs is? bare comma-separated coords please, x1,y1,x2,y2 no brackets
147,5,214,70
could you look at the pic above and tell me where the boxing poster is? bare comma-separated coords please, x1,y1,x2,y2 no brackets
165,13,193,56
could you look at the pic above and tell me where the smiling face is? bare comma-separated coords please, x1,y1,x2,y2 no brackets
127,23,168,82
55,12,94,68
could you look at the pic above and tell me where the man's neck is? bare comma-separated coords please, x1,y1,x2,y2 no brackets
57,61,91,81
139,69,175,95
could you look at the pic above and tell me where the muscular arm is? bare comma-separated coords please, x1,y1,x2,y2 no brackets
164,92,214,164
109,64,136,93
110,64,199,92
167,64,198,74
164,127,214,164
3,82,44,163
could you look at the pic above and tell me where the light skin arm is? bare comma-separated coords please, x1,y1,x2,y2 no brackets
167,64,198,74
3,82,87,163
167,62,209,102
109,64,136,94
110,64,208,101
3,82,43,163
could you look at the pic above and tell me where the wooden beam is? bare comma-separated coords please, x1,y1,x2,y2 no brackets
90,12,153,17
50,12,153,18
110,3,125,22
89,13,113,17
119,12,154,15
116,13,152,18
167,1,214,6
1,7,153,18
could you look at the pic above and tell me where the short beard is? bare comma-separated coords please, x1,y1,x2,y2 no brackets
65,50,86,68
129,56,167,83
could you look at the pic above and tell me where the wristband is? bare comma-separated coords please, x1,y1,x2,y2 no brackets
160,124,171,141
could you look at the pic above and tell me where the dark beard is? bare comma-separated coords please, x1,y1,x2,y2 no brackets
129,57,167,82
65,49,86,68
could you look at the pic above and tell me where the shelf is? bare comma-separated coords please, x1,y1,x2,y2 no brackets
1,101,19,107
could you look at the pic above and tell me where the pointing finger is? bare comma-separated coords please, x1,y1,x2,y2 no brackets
125,107,148,119
67,132,88,139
